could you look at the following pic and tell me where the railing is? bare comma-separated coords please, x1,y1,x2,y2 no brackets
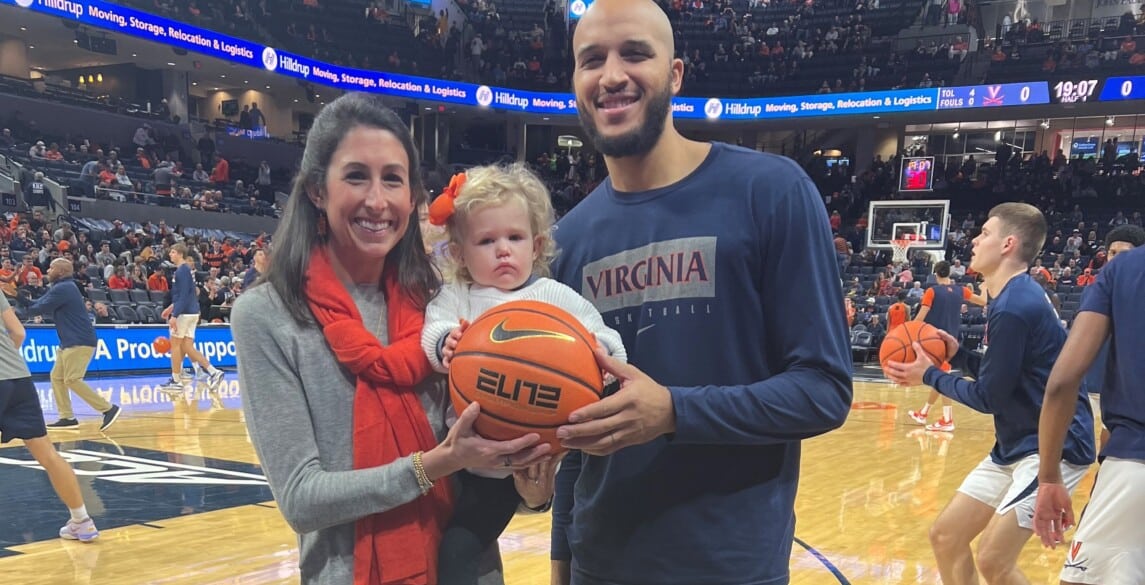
995,15,1130,45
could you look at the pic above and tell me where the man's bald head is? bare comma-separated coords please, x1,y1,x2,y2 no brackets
575,0,675,57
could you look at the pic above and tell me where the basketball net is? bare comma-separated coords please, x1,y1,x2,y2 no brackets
891,239,913,265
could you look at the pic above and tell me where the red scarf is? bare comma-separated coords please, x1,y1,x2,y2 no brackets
304,246,453,585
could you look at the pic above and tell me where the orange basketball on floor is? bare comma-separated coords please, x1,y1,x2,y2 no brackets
879,321,947,371
152,336,171,354
449,300,603,453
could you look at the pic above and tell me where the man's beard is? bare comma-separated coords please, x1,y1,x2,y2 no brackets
578,82,672,159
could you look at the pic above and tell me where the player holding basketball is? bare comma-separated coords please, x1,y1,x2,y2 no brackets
886,203,1094,585
160,243,224,392
420,163,625,585
549,1,853,583
1078,224,1143,453
907,261,987,431
1034,243,1145,585
0,292,101,542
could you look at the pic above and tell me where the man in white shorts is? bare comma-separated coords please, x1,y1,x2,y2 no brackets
161,243,223,391
1035,244,1145,585
886,203,1095,585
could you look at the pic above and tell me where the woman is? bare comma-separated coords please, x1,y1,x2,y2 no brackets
232,93,551,585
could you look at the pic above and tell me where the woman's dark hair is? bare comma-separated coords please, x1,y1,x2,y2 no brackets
266,93,438,324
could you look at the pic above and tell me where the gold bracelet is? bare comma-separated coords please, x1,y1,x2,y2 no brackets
412,451,434,495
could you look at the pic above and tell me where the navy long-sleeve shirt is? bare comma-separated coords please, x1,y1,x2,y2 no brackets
1078,246,1145,461
25,277,98,348
550,143,853,585
170,264,198,317
923,273,1094,466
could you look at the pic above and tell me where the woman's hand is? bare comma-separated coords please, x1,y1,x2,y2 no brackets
513,457,560,509
422,402,552,481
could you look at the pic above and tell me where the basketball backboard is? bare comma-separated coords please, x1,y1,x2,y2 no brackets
866,200,950,250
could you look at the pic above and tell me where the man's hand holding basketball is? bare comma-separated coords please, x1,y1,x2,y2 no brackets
885,330,960,386
557,348,676,456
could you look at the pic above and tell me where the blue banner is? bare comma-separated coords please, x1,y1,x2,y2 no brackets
21,324,235,375
0,0,1057,119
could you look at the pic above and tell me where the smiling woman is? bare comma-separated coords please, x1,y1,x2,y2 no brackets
231,93,551,585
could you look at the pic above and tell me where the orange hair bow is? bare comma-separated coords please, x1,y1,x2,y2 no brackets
428,173,467,226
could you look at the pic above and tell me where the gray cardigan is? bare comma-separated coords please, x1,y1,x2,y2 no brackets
233,283,504,584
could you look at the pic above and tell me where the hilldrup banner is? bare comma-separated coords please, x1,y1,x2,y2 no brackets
21,325,236,375
0,0,1072,119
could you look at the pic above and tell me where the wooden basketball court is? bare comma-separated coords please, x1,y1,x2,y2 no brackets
0,375,1095,584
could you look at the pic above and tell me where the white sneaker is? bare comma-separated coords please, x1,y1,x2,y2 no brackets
926,419,955,432
59,518,99,542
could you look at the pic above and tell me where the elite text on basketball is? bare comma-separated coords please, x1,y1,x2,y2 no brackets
475,368,561,410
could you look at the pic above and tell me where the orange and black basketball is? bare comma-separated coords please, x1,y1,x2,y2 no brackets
449,300,603,452
152,336,172,354
879,321,947,371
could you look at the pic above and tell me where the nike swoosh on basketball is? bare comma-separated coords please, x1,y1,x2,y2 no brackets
489,320,574,343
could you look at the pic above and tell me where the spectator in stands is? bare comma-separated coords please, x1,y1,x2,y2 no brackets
15,255,42,287
1088,249,1108,272
28,141,47,160
0,258,16,301
209,153,230,185
107,266,131,290
108,220,125,240
950,258,966,279
1077,267,1096,286
43,143,64,162
147,268,169,292
135,147,153,170
153,161,176,199
897,265,914,283
241,248,266,290
90,301,114,325
907,281,924,299
1064,230,1082,255
1058,267,1075,287
0,128,13,149
23,172,52,215
93,242,115,268
109,165,136,202
256,160,273,202
249,103,266,132
133,123,156,154
867,314,886,345
192,163,209,183
128,265,147,290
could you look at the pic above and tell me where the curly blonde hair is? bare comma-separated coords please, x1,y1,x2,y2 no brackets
442,163,557,284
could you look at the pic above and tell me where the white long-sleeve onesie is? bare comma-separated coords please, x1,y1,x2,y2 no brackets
421,277,627,373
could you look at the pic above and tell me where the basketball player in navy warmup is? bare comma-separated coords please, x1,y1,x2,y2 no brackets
907,261,986,431
549,1,853,584
1078,224,1144,453
886,203,1094,585
1035,243,1145,585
